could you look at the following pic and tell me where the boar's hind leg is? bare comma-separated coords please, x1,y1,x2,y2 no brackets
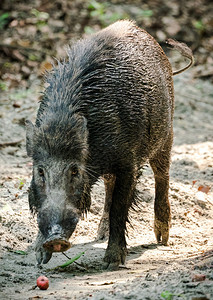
149,135,172,246
97,174,116,240
103,169,135,270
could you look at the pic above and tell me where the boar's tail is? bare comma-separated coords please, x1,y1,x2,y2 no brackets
166,38,194,76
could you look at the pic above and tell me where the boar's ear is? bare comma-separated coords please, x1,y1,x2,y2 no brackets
25,120,35,157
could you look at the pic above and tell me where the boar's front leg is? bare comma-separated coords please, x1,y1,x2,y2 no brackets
103,167,136,270
149,134,172,246
97,174,116,240
35,231,52,264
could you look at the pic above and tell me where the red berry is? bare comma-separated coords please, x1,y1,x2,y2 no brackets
36,275,49,290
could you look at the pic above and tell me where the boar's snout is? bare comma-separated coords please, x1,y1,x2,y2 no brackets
43,238,71,253
38,202,79,253
42,224,71,253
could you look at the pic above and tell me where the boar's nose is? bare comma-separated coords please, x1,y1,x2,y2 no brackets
42,224,71,253
43,238,71,253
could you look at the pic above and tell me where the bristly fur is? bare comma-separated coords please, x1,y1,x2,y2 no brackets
38,36,112,119
26,20,193,267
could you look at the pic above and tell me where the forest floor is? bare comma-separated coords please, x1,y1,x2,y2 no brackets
0,71,213,300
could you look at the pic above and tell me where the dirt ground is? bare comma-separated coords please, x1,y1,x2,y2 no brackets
0,1,213,299
0,70,213,300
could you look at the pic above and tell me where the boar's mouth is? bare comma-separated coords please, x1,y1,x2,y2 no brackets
43,237,71,253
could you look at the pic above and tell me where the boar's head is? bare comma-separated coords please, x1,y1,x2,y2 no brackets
26,113,90,260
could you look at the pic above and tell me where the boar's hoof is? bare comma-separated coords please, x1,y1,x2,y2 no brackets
103,245,127,271
36,248,52,265
43,239,71,253
154,219,170,246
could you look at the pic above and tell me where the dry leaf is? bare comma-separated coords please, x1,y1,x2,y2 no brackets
192,274,206,282
39,61,53,75
18,39,31,48
198,185,211,194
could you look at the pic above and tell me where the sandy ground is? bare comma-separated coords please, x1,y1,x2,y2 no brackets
0,72,212,300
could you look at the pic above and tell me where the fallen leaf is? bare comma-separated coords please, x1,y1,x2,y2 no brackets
198,185,211,194
194,209,202,216
12,50,25,61
9,249,28,255
90,281,115,286
13,102,21,108
18,39,31,48
191,297,209,300
46,251,85,271
58,251,85,268
39,61,52,75
184,211,190,216
192,274,206,282
101,281,114,285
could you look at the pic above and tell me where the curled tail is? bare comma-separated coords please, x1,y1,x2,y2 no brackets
166,39,194,76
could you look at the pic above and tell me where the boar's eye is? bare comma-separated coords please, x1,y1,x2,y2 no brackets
71,167,79,177
38,167,44,177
